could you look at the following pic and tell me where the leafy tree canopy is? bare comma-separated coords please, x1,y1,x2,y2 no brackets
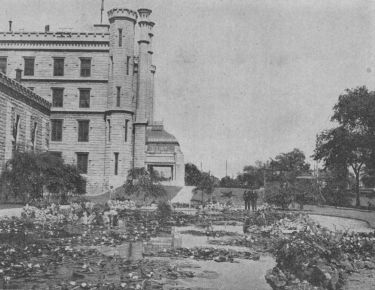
314,86,375,206
0,151,86,203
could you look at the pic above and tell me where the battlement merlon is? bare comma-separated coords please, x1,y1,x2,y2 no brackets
138,8,152,20
107,8,138,24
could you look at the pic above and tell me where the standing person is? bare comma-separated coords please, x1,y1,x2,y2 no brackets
246,188,252,211
251,188,259,211
243,189,249,210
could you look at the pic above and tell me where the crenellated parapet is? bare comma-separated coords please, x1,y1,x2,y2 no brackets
138,9,152,19
0,31,109,42
0,73,51,113
107,8,138,23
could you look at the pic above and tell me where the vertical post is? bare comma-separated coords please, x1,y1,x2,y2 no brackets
100,0,104,24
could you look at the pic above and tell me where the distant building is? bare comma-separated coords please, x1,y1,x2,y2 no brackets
0,73,51,172
0,7,184,193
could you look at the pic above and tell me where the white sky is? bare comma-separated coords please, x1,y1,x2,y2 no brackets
2,0,375,178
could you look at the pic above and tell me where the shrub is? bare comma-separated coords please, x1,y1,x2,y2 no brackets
157,200,172,221
0,151,86,203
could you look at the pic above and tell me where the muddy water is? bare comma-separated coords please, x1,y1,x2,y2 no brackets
162,256,275,290
161,224,275,290
86,224,275,289
308,214,373,233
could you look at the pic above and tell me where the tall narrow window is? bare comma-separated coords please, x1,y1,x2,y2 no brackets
51,119,63,141
79,89,90,108
52,88,64,107
125,119,129,142
107,119,111,142
12,115,20,143
118,29,123,47
78,120,89,142
116,86,121,107
0,57,7,74
126,56,130,75
80,58,91,77
24,57,35,76
31,122,37,150
114,152,119,175
76,153,89,174
53,58,64,76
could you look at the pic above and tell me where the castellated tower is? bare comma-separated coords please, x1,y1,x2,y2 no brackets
106,8,138,187
0,4,185,193
133,9,153,168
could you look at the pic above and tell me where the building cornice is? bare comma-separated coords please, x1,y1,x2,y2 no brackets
0,73,51,114
0,31,110,42
22,78,108,83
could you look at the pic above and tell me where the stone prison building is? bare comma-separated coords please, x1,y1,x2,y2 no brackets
0,7,185,194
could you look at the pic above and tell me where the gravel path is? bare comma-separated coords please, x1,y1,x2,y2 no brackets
304,205,375,228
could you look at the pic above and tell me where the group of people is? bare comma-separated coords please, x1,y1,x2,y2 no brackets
243,188,259,211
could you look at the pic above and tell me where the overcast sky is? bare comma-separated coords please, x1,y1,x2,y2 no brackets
2,0,375,178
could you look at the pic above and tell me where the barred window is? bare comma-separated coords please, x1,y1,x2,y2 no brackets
51,119,63,141
114,152,119,175
118,29,123,47
53,58,64,76
0,57,7,74
76,153,88,174
24,58,35,76
126,56,130,75
78,120,89,142
79,89,90,108
125,119,129,142
52,88,64,107
116,86,121,107
80,58,91,77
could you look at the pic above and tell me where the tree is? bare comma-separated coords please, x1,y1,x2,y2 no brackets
185,163,202,186
123,167,167,203
314,86,375,207
194,172,215,204
0,151,86,203
314,127,372,207
270,148,310,183
219,176,240,188
237,162,265,188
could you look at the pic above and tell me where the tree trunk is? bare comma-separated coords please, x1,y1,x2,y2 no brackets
355,172,360,207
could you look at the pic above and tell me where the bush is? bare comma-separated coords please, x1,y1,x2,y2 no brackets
0,151,86,203
157,200,172,221
122,168,167,205
265,182,293,209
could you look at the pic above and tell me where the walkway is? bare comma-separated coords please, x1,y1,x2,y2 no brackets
0,207,23,218
304,205,375,228
171,186,196,205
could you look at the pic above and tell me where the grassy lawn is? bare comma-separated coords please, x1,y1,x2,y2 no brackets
86,185,182,204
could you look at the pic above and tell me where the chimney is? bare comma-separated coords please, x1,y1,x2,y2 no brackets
45,25,50,33
15,69,22,82
8,20,12,32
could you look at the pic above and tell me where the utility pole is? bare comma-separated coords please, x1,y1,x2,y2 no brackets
225,160,228,177
100,0,104,24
